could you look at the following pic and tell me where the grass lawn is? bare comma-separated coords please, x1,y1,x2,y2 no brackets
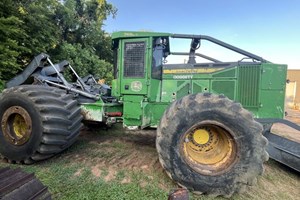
0,125,299,200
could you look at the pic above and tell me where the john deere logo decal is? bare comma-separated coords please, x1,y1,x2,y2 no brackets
131,81,142,92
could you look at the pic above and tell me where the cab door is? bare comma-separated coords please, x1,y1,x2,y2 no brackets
120,38,149,95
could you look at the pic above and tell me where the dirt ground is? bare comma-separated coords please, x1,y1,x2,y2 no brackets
76,126,161,176
67,124,300,200
76,108,300,183
0,113,299,199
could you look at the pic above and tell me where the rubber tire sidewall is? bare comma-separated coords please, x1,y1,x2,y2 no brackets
0,93,43,161
157,94,264,195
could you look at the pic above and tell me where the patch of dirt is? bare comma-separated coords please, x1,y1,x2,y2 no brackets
243,161,300,199
104,167,116,182
74,168,83,177
139,181,148,188
121,177,131,184
91,165,102,177
69,126,162,174
141,165,148,170
67,123,300,199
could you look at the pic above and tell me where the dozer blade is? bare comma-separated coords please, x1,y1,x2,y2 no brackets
264,130,300,172
0,167,51,199
258,117,300,172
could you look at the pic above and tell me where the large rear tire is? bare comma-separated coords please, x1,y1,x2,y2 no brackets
0,85,82,164
156,93,268,197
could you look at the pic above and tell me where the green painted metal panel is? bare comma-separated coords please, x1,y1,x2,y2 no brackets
124,102,142,120
148,79,161,102
142,102,169,128
255,90,285,118
212,68,236,78
161,67,236,103
123,95,144,102
191,80,210,93
176,82,190,99
261,64,287,90
237,65,261,108
111,79,120,97
81,104,104,122
257,63,287,118
161,80,189,102
80,100,123,122
104,103,123,113
192,82,202,93
123,95,144,126
212,80,236,100
161,80,176,102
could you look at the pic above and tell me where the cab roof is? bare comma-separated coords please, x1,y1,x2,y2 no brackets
111,31,171,40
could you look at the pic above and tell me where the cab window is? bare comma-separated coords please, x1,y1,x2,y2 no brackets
152,38,165,79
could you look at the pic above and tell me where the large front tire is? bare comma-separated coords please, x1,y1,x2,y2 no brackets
156,93,268,197
0,85,82,164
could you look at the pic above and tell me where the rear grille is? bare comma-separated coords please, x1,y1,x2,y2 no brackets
238,65,261,107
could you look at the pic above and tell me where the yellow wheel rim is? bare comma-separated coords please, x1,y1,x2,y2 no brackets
13,114,28,139
1,106,32,146
181,120,237,175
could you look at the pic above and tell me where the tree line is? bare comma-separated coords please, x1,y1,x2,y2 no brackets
0,0,117,90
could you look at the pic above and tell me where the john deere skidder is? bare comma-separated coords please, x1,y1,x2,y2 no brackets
1,31,299,197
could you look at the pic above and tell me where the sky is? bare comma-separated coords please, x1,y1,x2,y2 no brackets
104,0,300,68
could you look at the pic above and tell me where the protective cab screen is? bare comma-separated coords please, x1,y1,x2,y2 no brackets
124,41,145,78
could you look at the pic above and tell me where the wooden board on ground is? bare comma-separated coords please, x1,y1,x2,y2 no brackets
271,108,300,143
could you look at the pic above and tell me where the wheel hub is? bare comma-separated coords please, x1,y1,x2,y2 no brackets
191,129,210,145
1,106,32,145
182,121,237,175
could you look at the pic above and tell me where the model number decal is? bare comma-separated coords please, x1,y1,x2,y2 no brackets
173,75,193,79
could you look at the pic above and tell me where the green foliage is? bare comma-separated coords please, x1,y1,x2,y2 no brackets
53,42,113,83
0,0,116,85
19,0,61,58
0,80,5,92
54,0,116,63
0,15,28,81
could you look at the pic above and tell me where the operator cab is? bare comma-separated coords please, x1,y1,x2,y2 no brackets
111,31,171,99
112,33,170,80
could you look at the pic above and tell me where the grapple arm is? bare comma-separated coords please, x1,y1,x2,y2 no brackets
6,53,49,88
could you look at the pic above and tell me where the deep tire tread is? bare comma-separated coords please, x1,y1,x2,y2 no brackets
0,85,82,164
